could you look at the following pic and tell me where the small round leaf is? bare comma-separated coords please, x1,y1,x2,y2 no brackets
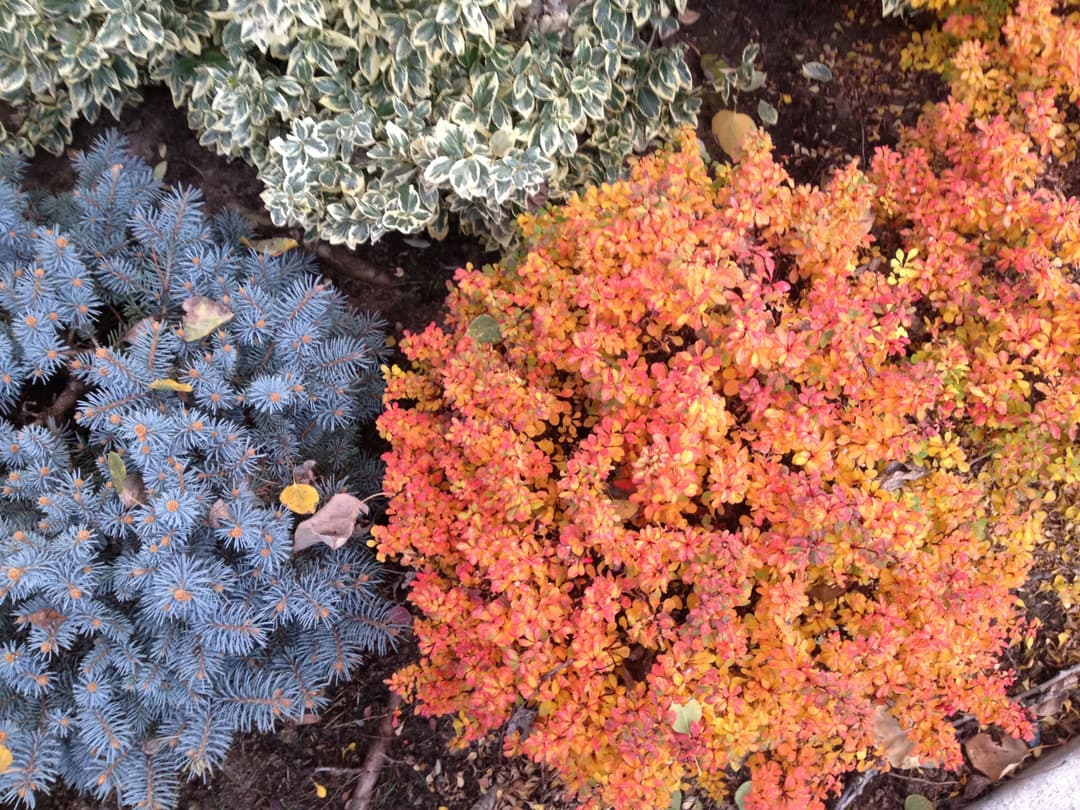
904,795,934,810
670,698,702,734
467,314,502,344
801,61,834,82
757,100,779,126
280,483,320,515
734,781,753,810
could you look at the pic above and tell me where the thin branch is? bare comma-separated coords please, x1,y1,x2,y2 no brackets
1014,663,1080,705
834,768,877,810
344,692,403,810
40,376,85,423
886,772,960,787
315,244,401,288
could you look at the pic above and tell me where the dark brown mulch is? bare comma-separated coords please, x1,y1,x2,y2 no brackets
23,1,1079,809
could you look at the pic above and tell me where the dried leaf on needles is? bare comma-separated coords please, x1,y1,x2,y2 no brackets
293,493,368,552
181,295,234,341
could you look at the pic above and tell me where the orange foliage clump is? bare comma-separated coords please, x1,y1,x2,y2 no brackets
903,0,1080,159
375,105,1080,808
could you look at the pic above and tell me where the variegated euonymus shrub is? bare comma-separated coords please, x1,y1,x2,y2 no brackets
0,0,700,246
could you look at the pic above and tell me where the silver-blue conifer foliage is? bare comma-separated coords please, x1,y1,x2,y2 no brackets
0,132,402,809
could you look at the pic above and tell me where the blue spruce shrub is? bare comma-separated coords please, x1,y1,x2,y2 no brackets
0,132,401,809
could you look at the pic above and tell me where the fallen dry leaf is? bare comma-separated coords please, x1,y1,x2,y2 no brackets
148,378,194,393
1026,669,1078,717
711,110,756,160
119,472,147,508
280,482,320,515
208,499,231,528
293,493,368,552
181,295,234,342
121,317,155,344
25,607,65,631
386,605,413,636
610,496,639,522
877,460,930,492
964,732,1029,780
240,236,299,256
292,459,318,484
871,705,922,769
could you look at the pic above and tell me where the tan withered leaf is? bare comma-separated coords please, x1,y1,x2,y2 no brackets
208,499,231,528
877,460,930,492
964,732,1029,780
293,493,368,552
711,110,756,160
386,604,413,637
26,607,65,631
119,472,146,508
280,483,320,515
871,705,922,769
181,296,234,342
240,236,299,256
808,583,844,603
148,378,194,393
610,496,639,522
292,459,318,484
121,317,155,344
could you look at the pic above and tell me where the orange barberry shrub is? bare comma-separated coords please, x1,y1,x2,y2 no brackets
375,111,1080,808
902,0,1080,159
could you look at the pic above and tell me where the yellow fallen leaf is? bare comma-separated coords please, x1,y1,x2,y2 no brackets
280,483,320,515
313,781,327,798
711,110,757,160
241,236,299,256
0,743,11,772
149,378,194,393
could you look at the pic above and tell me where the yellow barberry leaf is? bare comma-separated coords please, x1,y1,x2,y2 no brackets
0,743,11,773
313,781,327,798
280,483,320,515
149,378,194,393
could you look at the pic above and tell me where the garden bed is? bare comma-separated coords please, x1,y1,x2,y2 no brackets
19,1,1080,809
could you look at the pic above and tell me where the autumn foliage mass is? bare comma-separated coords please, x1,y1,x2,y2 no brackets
374,4,1080,806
